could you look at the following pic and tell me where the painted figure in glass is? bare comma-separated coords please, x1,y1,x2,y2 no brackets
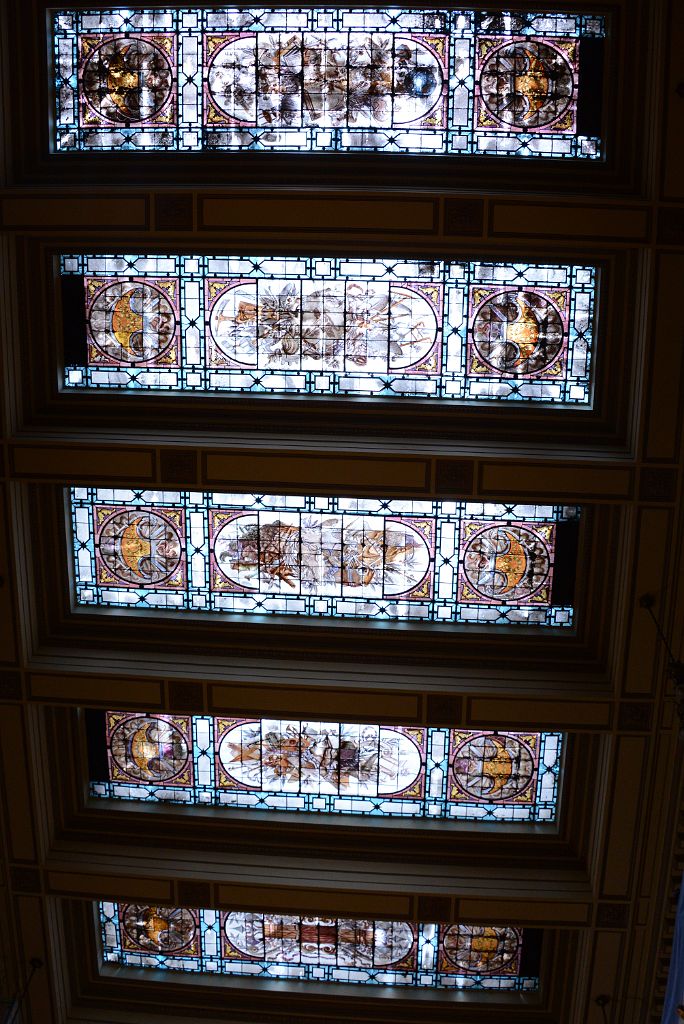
208,280,439,373
212,512,433,598
206,32,446,129
223,912,416,968
217,719,424,796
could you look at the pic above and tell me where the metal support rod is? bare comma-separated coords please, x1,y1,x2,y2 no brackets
640,594,679,665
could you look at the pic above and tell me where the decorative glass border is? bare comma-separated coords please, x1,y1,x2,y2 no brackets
70,488,579,627
61,254,598,405
52,8,605,158
90,711,563,823
99,900,539,990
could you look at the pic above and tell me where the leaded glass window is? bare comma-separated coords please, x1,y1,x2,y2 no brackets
61,254,597,405
53,9,605,158
88,710,563,822
70,489,579,627
98,900,540,989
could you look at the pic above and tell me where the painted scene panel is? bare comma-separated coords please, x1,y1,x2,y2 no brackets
215,718,426,798
221,913,417,970
209,509,435,600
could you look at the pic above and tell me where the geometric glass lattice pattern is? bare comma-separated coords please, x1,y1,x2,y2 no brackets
53,8,604,159
89,711,563,822
99,900,540,989
62,254,598,405
70,489,580,627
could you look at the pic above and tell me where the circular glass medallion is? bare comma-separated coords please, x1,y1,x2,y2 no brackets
461,523,550,603
442,924,520,974
110,715,190,783
472,290,564,376
479,40,574,129
451,732,536,802
82,37,173,124
121,904,197,953
88,281,177,365
97,508,183,587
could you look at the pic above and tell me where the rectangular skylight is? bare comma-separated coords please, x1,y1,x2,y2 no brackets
89,710,564,823
52,8,605,158
61,254,598,405
70,488,580,627
99,900,541,990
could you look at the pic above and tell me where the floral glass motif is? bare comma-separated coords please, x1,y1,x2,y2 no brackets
92,713,563,823
99,901,536,990
62,255,597,405
71,489,578,627
53,9,604,158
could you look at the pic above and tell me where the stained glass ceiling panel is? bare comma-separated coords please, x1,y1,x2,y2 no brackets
52,8,605,158
61,254,598,404
70,488,580,627
88,710,563,822
99,900,541,990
